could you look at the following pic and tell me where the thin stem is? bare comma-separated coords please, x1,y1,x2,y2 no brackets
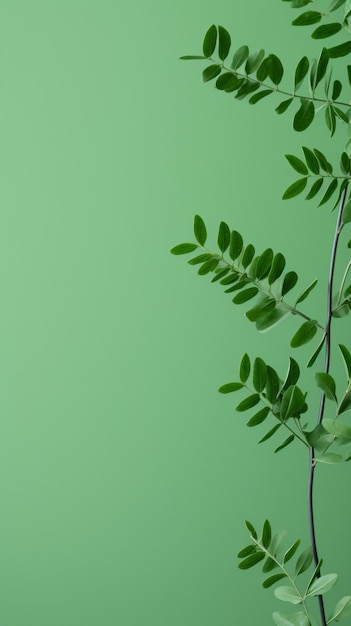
307,184,349,626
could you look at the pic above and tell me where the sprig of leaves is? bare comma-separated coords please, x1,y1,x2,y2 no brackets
282,0,351,47
180,24,351,133
219,354,309,451
171,216,324,344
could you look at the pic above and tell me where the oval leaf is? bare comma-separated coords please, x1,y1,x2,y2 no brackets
282,271,298,296
240,353,250,383
194,215,207,246
315,372,337,401
306,573,338,596
236,393,260,412
238,550,265,569
312,23,342,39
203,24,217,57
218,382,244,394
263,573,287,589
233,287,259,304
247,406,270,427
295,546,313,576
294,56,309,91
328,596,351,622
295,279,318,304
281,385,306,420
217,221,230,253
231,45,249,70
285,154,308,175
171,243,198,255
282,178,308,200
292,11,322,25
328,41,351,58
202,64,222,82
218,25,231,60
274,586,302,605
229,230,243,260
293,100,315,132
290,320,318,348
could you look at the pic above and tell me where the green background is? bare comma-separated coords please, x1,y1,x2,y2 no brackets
0,0,350,624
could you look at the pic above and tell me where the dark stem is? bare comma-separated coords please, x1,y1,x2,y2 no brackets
308,184,348,626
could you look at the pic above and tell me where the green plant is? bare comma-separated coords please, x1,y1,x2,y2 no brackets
171,2,351,625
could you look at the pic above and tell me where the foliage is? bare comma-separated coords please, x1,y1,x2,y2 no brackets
173,2,351,625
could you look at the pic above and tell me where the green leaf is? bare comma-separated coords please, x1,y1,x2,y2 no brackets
215,73,239,91
235,79,260,100
312,23,342,38
305,177,324,200
315,372,337,401
274,586,302,605
238,551,265,569
203,24,217,57
179,55,207,60
253,357,267,392
302,146,320,174
329,0,347,10
231,45,249,70
292,11,322,25
332,79,342,100
339,344,351,378
282,178,308,199
294,56,310,91
325,105,336,137
281,385,306,419
247,406,270,427
281,357,300,391
334,105,349,124
202,64,222,82
315,452,342,463
258,423,281,443
282,271,298,296
245,49,265,74
319,178,338,207
283,539,301,564
307,573,338,596
269,54,284,85
245,520,257,539
328,41,351,58
198,258,219,275
237,544,256,558
305,424,334,451
316,47,330,87
220,272,239,285
246,297,276,322
240,354,251,385
256,56,272,81
188,253,212,265
211,267,230,282
218,25,231,60
255,306,290,332
218,382,244,394
341,151,350,175
256,248,273,280
233,287,259,304
217,221,230,253
263,573,287,589
170,243,198,255
290,320,318,348
323,418,351,440
241,244,255,268
295,546,313,576
268,253,286,285
194,215,207,246
314,148,332,173
293,100,315,131
295,279,318,304
275,98,294,115
275,435,295,453
273,612,310,626
236,393,260,412
249,89,274,104
307,334,326,367
266,366,280,403
262,519,272,548
328,596,351,622
262,556,279,573
338,389,351,415
285,154,308,175
229,230,243,260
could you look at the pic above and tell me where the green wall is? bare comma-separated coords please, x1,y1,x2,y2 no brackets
0,0,350,624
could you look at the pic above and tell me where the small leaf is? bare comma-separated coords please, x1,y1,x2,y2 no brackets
179,55,207,60
238,551,265,569
256,306,290,332
295,546,313,576
216,72,239,91
305,424,334,451
332,79,342,100
315,372,337,401
233,287,259,304
262,519,272,548
295,279,318,304
282,178,308,199
314,148,332,173
256,56,272,81
302,146,320,174
312,23,342,38
249,89,274,104
292,11,322,25
202,64,222,82
281,357,300,391
290,320,318,348
337,389,351,415
305,177,324,200
198,258,219,275
339,344,351,378
231,45,249,70
323,418,351,440
285,154,308,175
256,248,274,280
282,271,298,296
262,556,278,573
273,612,310,626
245,49,265,74
218,382,244,394
229,230,243,260
328,41,351,58
318,178,338,207
240,353,250,383
245,520,257,539
328,596,351,622
241,244,255,268
263,573,287,589
294,56,309,91
247,406,270,427
217,221,230,253
170,243,198,255
266,366,280,403
315,452,342,463
203,24,217,57
258,423,281,443
246,297,276,322
194,215,207,246
188,253,212,265
211,267,230,282
274,586,302,605
253,357,267,392
283,539,301,564
268,253,286,285
220,272,239,285
275,98,294,115
237,544,256,558
269,54,284,85
329,0,347,10
325,105,336,137
275,435,295,453
316,47,330,87
293,100,315,132
307,334,326,367
218,25,231,61
306,573,338,596
236,394,260,412
281,385,306,420
341,151,351,175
